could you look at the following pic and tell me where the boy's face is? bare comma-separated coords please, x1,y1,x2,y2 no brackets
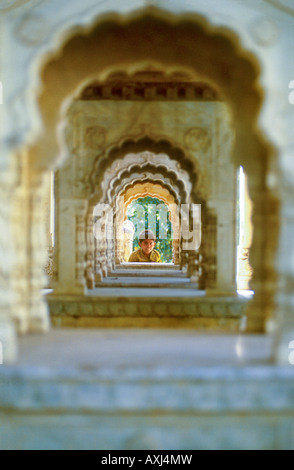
139,239,156,256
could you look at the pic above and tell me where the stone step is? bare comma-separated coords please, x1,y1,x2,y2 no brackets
96,276,195,288
115,262,181,270
47,290,248,330
109,269,188,278
1,330,293,450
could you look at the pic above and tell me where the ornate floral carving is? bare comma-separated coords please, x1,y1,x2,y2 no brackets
15,13,50,46
48,297,248,321
184,127,209,152
85,126,107,150
250,16,279,46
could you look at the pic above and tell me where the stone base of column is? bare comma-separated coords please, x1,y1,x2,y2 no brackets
205,288,237,297
27,299,51,333
237,248,253,290
243,301,267,334
0,320,18,364
51,281,87,296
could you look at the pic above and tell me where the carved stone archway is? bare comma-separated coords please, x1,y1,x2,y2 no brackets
86,142,194,284
89,139,197,205
15,10,278,337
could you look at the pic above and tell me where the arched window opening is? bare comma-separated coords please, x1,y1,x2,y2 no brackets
126,196,173,263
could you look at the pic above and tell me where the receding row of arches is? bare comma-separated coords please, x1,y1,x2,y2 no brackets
11,11,278,337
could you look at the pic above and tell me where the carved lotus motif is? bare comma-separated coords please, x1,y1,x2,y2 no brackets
85,126,106,149
184,127,209,152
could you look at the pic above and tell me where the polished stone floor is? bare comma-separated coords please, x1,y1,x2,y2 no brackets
15,328,273,369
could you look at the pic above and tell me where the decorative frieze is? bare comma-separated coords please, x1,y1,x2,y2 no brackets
48,295,247,319
79,79,220,102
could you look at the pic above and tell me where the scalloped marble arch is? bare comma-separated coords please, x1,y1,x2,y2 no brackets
115,179,181,265
101,160,190,204
104,164,189,207
89,139,196,204
32,9,264,172
31,7,278,332
121,182,181,242
109,174,182,210
88,174,183,229
122,182,177,211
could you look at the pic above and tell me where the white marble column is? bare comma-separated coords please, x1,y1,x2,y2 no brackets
115,196,125,263
123,220,135,262
170,203,180,265
28,172,51,332
85,212,95,289
274,187,294,364
11,152,50,334
53,199,87,294
206,200,237,295
0,159,18,363
237,168,253,290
